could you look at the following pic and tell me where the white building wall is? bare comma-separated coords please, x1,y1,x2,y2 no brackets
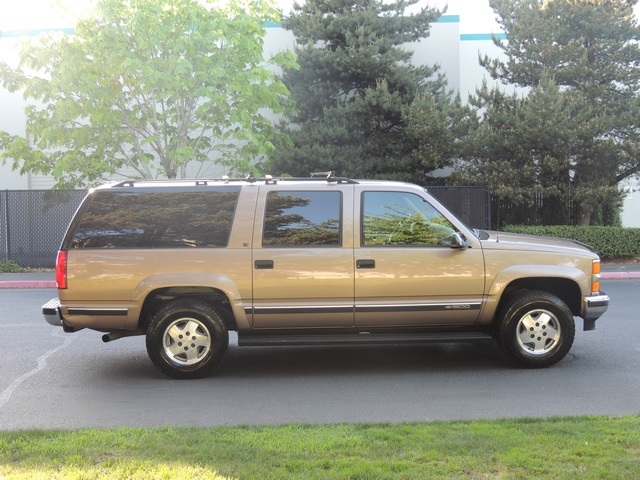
0,89,31,189
0,34,30,189
408,15,460,91
621,178,640,228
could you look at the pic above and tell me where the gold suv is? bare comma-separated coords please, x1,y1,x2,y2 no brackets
42,175,609,379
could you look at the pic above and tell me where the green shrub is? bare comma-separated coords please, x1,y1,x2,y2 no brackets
503,225,640,260
0,260,22,273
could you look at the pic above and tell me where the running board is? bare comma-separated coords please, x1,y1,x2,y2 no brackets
238,331,493,347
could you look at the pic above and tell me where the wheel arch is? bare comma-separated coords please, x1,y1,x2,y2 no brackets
486,265,587,323
497,277,582,319
137,286,239,332
129,273,248,332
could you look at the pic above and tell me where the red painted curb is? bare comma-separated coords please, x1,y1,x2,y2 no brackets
0,281,57,289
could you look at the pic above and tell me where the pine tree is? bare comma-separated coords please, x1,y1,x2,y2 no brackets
459,75,617,225
269,0,464,182
466,0,640,225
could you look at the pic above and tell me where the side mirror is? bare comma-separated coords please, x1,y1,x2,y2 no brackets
450,232,470,249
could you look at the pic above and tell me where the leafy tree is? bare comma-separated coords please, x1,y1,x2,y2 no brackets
0,0,296,188
462,0,640,225
269,0,464,183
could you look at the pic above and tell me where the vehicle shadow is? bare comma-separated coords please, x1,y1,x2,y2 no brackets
215,341,507,379
80,336,508,381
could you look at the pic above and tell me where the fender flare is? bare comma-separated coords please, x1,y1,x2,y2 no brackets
481,265,588,322
128,273,249,330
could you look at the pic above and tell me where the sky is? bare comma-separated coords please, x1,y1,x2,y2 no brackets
0,0,89,30
0,0,639,34
0,0,467,31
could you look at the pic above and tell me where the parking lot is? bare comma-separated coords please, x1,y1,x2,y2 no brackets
1,279,639,430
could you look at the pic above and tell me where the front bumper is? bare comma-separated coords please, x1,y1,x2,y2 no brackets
583,292,610,331
42,298,63,326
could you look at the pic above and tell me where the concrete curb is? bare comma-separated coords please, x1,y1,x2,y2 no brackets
0,281,56,289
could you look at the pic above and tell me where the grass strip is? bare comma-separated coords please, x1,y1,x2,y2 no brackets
1,415,639,479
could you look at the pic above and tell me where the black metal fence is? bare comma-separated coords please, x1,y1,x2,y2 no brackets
0,187,490,268
428,186,491,231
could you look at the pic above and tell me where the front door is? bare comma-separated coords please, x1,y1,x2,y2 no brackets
354,188,485,327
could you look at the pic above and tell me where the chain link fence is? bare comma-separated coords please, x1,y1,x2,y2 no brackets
0,187,490,268
0,190,86,268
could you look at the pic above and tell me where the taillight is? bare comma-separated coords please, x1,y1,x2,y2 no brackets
591,259,601,295
56,250,68,289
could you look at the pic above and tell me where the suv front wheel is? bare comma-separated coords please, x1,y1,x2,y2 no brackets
496,291,575,368
146,299,228,379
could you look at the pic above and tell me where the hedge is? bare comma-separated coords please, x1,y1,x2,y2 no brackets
0,260,22,273
502,225,640,260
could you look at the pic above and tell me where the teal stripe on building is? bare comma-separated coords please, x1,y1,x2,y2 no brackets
1,15,506,42
461,33,507,41
437,15,460,23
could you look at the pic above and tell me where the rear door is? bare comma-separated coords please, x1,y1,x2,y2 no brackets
251,185,355,328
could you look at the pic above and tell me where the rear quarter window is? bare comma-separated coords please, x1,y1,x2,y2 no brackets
69,189,239,248
262,190,342,247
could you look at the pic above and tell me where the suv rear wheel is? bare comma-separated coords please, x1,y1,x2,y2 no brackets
496,291,575,368
146,299,228,379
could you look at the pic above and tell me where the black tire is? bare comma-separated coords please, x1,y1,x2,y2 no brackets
495,291,575,368
146,299,228,379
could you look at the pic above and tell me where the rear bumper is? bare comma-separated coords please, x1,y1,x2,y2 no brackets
583,292,610,331
42,298,63,326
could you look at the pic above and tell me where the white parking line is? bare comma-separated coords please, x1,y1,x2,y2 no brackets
0,329,74,409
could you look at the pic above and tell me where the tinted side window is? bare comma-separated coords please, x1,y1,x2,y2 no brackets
362,191,456,246
70,190,239,248
263,191,341,246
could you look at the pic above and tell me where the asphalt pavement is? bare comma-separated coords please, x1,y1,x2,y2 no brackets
1,281,638,429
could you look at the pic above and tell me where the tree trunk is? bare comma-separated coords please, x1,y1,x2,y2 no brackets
576,201,594,226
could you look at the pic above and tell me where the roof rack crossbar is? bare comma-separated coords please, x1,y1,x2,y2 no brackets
112,180,137,187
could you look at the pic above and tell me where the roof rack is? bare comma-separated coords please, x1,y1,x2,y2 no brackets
110,178,230,187
309,171,358,184
110,173,359,188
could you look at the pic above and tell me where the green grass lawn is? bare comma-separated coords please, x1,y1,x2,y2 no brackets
1,415,638,479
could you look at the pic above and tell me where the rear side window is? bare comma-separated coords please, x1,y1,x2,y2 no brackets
263,191,342,246
70,190,239,248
